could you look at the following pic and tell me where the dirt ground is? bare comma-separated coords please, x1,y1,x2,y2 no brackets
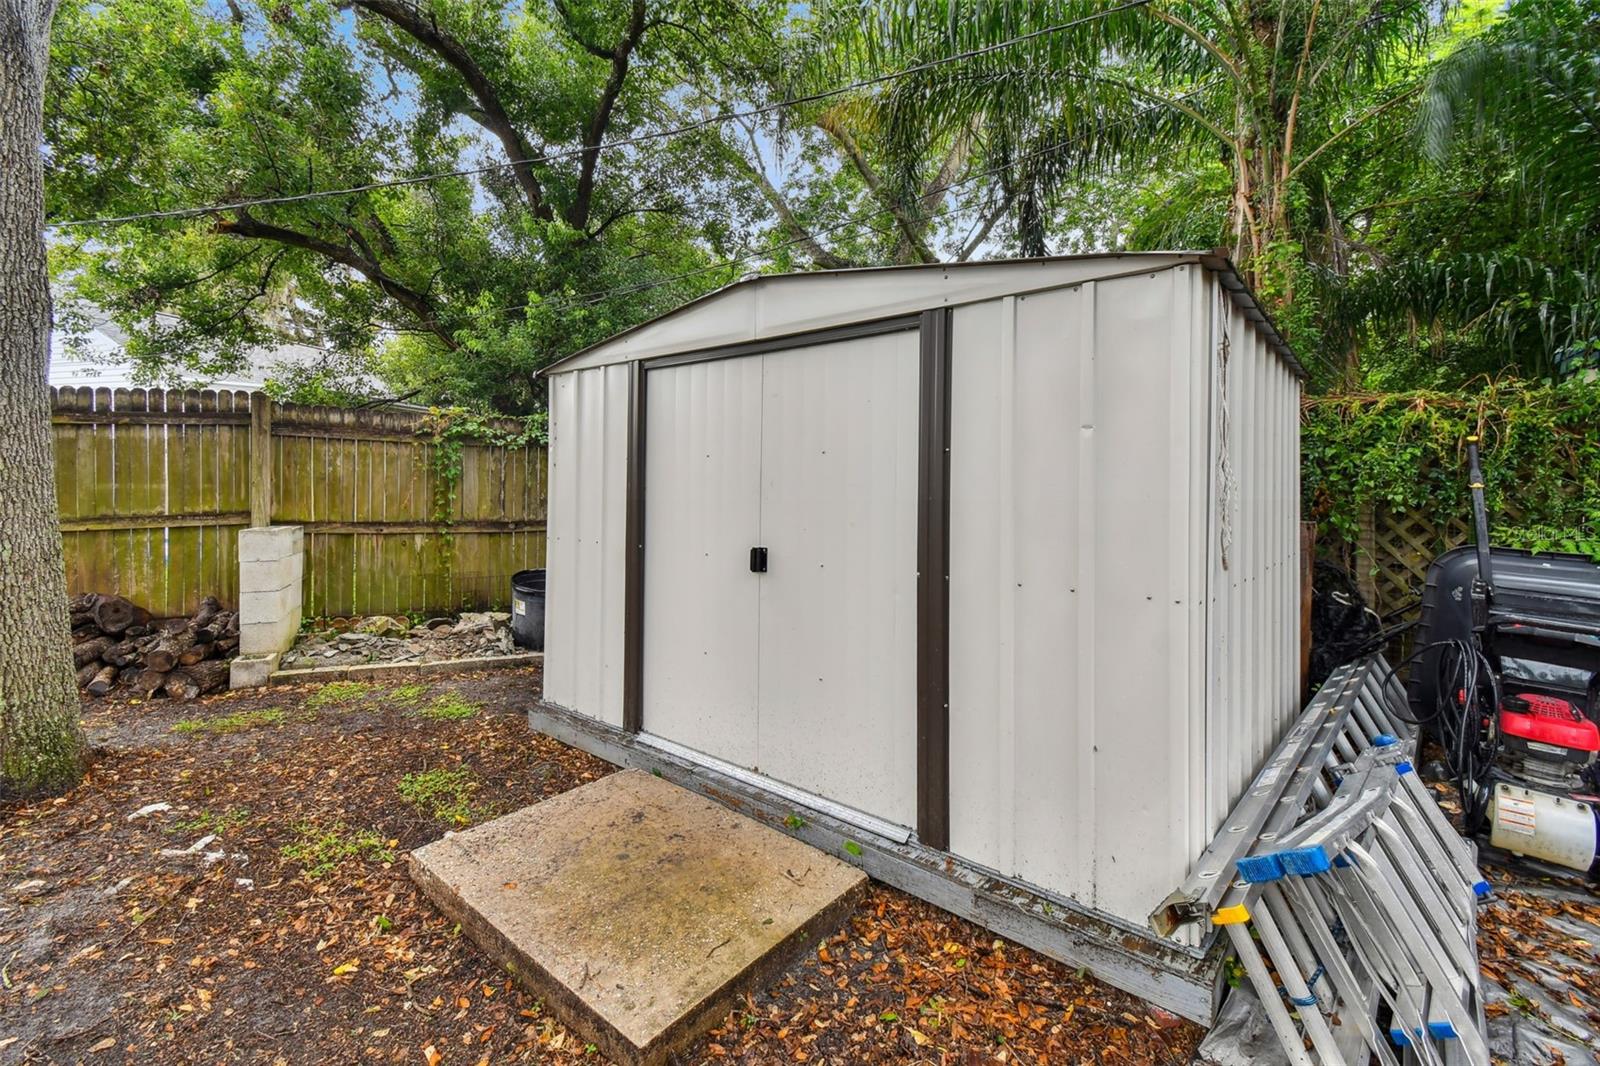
1,669,1201,1065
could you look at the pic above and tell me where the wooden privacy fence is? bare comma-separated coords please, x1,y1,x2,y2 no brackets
52,386,547,618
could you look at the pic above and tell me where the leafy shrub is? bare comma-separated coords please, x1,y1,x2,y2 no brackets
1303,377,1600,560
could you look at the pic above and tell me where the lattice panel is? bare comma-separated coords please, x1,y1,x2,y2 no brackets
1359,497,1527,621
1368,509,1472,617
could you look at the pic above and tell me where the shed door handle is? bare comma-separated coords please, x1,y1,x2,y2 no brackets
750,546,768,573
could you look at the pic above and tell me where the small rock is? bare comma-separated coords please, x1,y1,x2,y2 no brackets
127,802,172,821
429,625,454,639
454,612,493,635
423,617,452,630
354,615,407,636
485,611,511,626
337,632,375,644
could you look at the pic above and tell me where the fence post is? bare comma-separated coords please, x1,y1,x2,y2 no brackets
249,392,273,527
1301,520,1315,693
1356,501,1379,611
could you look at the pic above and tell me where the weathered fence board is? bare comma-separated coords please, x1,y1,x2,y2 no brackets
52,387,547,617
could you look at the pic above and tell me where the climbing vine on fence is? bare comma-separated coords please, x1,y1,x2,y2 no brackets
418,408,548,526
1302,376,1600,561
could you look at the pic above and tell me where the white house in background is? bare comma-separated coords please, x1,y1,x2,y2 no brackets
48,306,380,393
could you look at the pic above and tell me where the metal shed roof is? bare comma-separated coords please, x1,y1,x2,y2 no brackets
542,251,1302,378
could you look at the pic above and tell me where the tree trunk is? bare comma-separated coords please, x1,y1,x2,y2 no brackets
0,0,83,797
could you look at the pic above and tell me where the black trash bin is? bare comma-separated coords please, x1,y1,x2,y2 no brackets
510,568,546,650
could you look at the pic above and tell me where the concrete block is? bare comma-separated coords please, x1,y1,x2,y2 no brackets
237,524,304,655
239,583,297,623
409,770,866,1066
229,653,280,689
239,524,303,562
240,616,298,656
239,554,299,594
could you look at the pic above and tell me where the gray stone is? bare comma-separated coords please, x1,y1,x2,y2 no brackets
453,612,494,635
408,770,866,1066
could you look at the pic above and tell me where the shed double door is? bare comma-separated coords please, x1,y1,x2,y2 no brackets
642,330,920,828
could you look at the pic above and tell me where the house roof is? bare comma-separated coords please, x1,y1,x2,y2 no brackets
48,307,382,393
543,252,1302,378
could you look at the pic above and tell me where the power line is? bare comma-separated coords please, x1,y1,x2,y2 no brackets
50,0,1152,229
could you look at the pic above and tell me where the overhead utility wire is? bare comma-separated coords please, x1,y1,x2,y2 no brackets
51,0,1152,229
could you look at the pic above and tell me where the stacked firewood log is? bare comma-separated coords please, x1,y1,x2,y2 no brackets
69,594,238,699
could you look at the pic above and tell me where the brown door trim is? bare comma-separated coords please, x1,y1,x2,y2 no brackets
621,307,952,851
623,314,920,739
641,313,921,371
916,307,953,850
622,358,647,733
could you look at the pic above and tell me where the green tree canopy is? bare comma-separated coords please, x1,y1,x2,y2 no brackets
46,0,789,412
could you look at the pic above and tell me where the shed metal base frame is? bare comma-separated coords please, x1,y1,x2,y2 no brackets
528,700,1225,1025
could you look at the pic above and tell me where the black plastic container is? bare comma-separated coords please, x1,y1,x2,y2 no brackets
510,568,546,651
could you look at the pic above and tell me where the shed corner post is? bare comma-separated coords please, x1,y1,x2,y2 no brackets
622,360,647,734
917,307,953,851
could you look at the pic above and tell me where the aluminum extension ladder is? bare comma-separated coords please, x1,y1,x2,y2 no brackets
1153,656,1491,1065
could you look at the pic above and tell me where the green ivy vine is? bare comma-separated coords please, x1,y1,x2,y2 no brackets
419,407,547,526
1302,376,1600,561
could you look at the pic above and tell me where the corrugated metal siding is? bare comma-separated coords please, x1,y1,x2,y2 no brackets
632,333,919,827
754,334,920,827
947,266,1216,939
542,364,630,726
542,262,1302,944
1202,274,1303,846
551,255,1192,374
641,357,764,767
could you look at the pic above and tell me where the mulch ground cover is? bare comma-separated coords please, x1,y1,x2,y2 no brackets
1,668,1199,1064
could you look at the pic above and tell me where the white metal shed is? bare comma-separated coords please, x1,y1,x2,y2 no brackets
535,253,1304,1020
